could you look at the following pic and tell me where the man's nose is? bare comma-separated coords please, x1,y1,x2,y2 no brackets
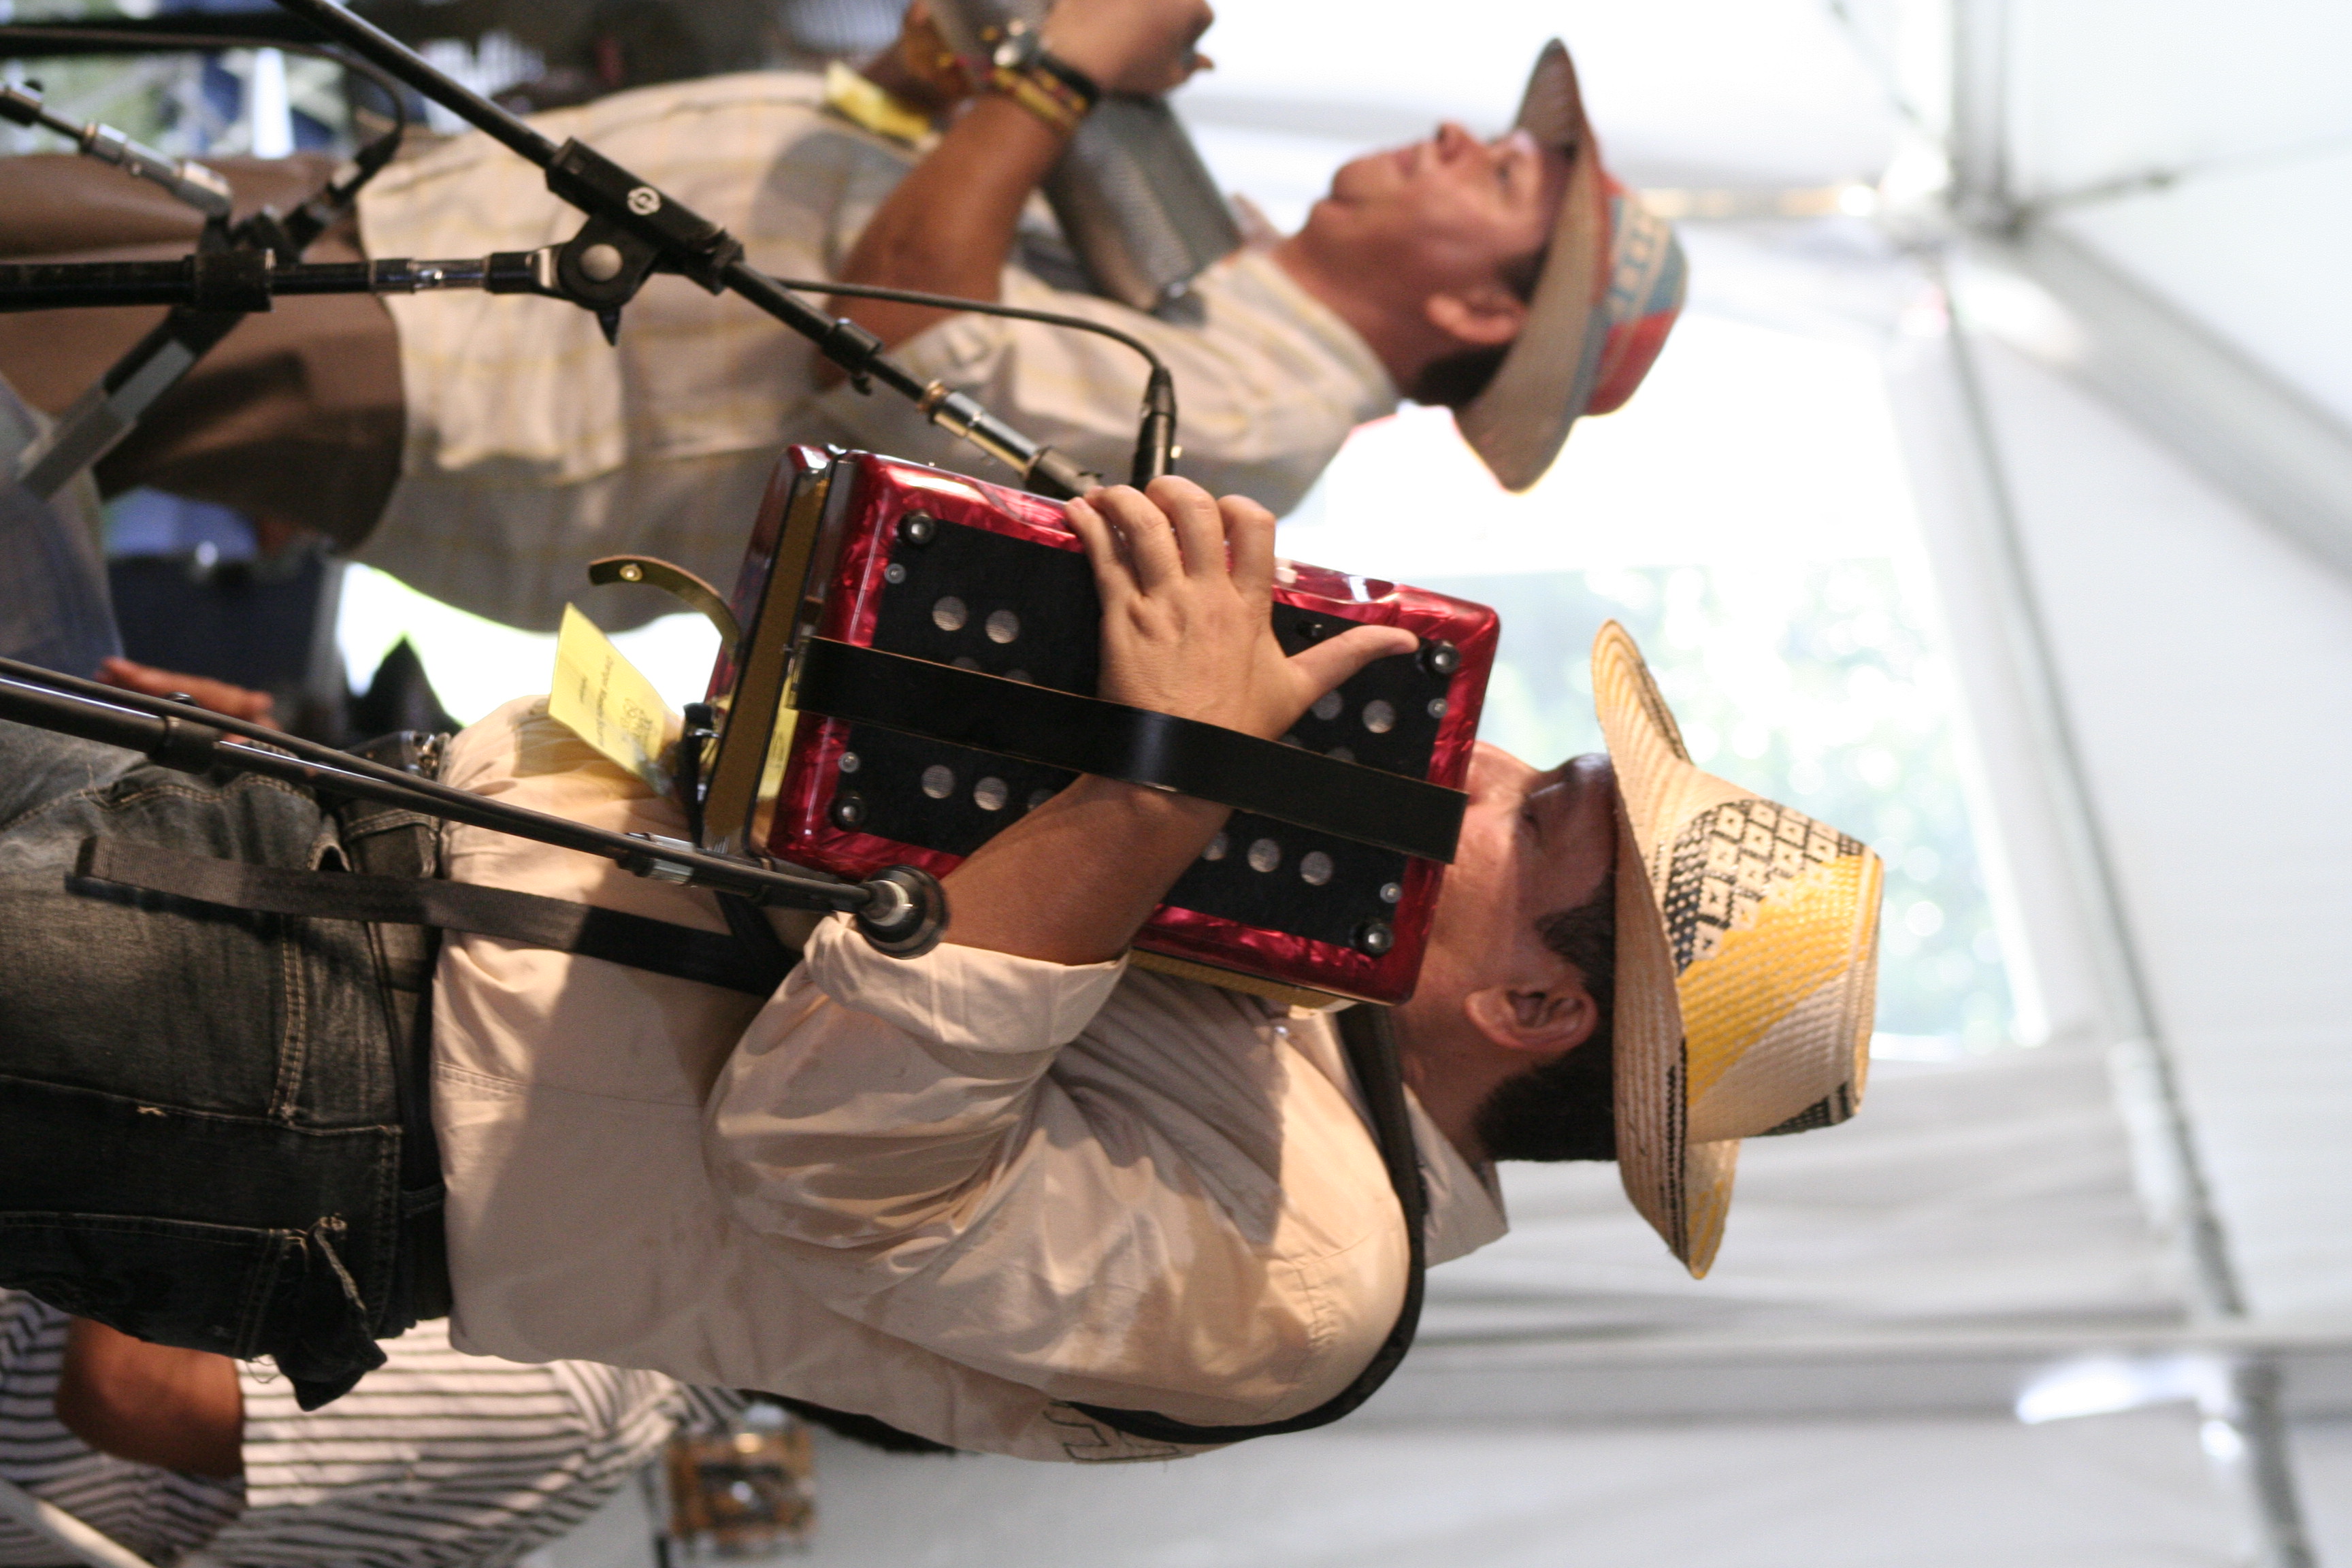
1433,121,1477,159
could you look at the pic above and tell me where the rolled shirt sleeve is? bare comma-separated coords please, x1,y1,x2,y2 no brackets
705,917,1411,1428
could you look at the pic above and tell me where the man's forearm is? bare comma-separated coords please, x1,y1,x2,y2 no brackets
56,1318,242,1477
939,775,1226,964
828,95,1066,350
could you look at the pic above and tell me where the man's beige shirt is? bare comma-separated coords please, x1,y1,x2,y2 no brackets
356,73,1395,631
431,700,1505,1462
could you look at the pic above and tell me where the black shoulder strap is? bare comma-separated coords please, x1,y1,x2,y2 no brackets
794,638,1466,863
1068,1004,1428,1445
73,836,794,996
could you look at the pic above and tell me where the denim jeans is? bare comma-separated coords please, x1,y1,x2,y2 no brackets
0,718,407,1407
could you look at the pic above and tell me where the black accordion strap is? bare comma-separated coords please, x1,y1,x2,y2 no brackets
74,837,794,997
1068,1003,1428,1446
792,638,1465,863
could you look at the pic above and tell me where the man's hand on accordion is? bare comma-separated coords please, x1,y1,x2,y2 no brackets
1065,478,1416,741
936,478,1414,967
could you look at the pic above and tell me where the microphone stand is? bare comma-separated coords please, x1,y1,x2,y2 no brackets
0,255,1186,489
3,56,409,499
0,7,1228,954
0,654,947,956
0,3,1180,490
265,0,1117,497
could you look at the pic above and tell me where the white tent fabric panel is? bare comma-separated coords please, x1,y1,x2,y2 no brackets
704,1416,2242,1568
1179,0,1902,191
2292,1420,2352,1564
1888,308,2352,1322
2050,161,2352,431
1426,1045,2174,1348
1983,0,2352,439
1999,1,2352,200
528,1410,2352,1568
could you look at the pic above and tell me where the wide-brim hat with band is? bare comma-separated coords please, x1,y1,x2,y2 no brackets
1456,41,1688,492
1590,621,1884,1277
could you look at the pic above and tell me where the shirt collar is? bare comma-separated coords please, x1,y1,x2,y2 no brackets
1404,1088,1509,1265
1218,247,1399,414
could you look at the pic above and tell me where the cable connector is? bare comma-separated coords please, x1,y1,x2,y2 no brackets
0,81,233,218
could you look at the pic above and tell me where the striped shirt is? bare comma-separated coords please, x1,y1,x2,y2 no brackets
0,1296,240,1566
353,70,1394,632
0,1293,737,1568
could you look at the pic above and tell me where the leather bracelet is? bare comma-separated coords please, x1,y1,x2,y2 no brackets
984,24,1100,137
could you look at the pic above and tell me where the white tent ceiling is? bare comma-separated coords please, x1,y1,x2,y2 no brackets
1992,1,2352,427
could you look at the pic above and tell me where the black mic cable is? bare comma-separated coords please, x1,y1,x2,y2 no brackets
768,276,1178,489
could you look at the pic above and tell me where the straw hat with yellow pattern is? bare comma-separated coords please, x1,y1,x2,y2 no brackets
1592,621,1885,1276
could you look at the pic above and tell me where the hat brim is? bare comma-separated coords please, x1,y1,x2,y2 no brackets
1592,621,1744,1275
1454,42,1686,492
1590,621,1881,1277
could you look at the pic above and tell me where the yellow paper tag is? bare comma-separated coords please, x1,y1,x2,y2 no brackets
549,604,680,791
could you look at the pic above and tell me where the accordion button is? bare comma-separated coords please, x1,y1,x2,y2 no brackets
1354,921,1395,956
832,792,867,828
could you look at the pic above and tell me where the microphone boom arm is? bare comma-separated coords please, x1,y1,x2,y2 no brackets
0,255,1186,490
0,654,947,956
257,0,1124,499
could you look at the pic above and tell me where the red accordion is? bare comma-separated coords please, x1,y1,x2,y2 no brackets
699,448,1498,1004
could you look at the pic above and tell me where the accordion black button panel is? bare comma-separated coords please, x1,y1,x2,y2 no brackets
842,517,1448,949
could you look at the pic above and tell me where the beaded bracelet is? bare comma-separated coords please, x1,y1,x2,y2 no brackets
985,24,1100,137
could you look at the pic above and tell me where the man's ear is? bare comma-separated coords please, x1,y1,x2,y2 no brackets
1425,284,1529,351
1462,975,1598,1060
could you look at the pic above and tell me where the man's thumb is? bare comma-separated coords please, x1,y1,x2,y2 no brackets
1287,624,1420,702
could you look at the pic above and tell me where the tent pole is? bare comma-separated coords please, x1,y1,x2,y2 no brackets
1927,247,2317,1568
1947,0,2014,228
